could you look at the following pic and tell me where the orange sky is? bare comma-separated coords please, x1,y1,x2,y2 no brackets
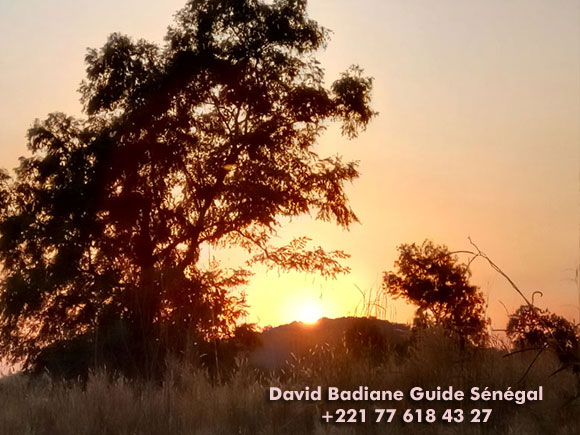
1,0,579,330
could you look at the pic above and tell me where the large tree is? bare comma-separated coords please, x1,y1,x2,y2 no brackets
0,0,374,376
383,240,489,346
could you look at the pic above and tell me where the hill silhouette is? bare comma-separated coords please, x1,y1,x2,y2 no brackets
248,317,410,369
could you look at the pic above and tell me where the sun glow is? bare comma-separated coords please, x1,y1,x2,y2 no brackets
295,299,324,324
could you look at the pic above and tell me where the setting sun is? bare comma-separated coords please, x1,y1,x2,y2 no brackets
294,300,324,324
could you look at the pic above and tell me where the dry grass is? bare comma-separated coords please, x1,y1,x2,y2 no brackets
0,329,578,435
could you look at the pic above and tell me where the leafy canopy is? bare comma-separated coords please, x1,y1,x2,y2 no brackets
383,240,489,346
507,305,578,354
0,0,374,375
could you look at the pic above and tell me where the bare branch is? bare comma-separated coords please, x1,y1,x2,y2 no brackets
516,344,548,385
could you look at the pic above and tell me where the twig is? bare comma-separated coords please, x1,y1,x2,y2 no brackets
498,300,511,317
532,291,543,306
503,346,543,358
516,344,548,385
450,240,531,306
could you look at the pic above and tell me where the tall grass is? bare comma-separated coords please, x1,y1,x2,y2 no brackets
0,328,578,434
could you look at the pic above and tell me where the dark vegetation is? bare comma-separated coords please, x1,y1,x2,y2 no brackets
0,0,374,379
506,304,580,391
249,317,410,370
382,240,580,392
0,324,579,435
383,240,489,347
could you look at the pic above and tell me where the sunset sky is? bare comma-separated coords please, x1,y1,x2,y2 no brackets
1,0,578,330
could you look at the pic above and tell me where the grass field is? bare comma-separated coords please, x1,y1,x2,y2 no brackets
0,329,578,435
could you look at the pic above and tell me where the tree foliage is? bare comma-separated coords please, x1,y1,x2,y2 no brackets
507,305,578,355
507,305,580,389
383,240,489,346
0,0,374,377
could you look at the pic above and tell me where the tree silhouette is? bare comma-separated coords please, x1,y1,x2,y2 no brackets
507,305,579,362
506,305,580,392
0,0,374,377
383,240,489,346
